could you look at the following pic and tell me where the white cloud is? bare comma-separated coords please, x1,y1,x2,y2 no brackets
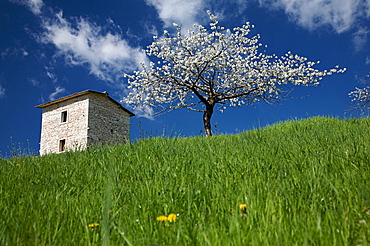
10,0,43,15
43,65,58,82
0,85,5,98
259,0,369,33
46,72,54,79
144,0,254,32
143,0,365,35
22,49,29,57
367,0,370,17
206,0,250,19
366,56,370,65
40,12,148,83
143,23,159,37
0,48,10,59
353,27,370,51
27,0,43,15
130,106,155,120
144,0,205,30
0,47,29,59
28,78,40,86
49,86,65,101
144,0,367,34
257,0,370,52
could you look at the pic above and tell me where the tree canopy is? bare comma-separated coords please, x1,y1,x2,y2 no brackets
123,11,346,136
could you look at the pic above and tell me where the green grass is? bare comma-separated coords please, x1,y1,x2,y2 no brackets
1,116,369,245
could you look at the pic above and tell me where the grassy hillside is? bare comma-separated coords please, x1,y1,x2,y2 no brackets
1,117,369,245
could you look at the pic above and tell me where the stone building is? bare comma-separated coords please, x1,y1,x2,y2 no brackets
36,90,135,155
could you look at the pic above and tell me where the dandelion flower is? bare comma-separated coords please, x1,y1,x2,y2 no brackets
156,215,168,222
168,213,177,222
88,223,100,228
239,204,247,212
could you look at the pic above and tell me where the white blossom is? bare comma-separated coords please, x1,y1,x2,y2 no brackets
349,73,370,110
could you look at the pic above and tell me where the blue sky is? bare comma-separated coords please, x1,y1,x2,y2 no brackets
1,0,369,157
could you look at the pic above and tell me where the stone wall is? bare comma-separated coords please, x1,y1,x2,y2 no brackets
87,93,131,146
39,95,89,155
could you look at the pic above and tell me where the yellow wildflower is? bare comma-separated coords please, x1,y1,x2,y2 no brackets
239,204,247,212
168,213,177,222
16,164,21,166
88,223,100,228
156,215,168,222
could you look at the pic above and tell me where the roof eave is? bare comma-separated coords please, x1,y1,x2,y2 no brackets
35,90,135,117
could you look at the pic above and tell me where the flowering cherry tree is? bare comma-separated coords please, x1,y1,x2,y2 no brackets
123,11,346,136
349,73,370,111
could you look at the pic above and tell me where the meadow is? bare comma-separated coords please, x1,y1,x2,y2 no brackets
0,116,369,245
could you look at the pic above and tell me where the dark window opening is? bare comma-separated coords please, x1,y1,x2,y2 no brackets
61,111,68,123
59,139,66,152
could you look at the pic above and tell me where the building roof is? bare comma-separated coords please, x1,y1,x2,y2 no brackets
35,90,135,116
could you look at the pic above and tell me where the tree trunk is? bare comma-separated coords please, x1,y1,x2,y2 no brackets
203,104,214,137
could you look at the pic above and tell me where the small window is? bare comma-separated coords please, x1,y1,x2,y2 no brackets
59,139,66,152
61,111,68,123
